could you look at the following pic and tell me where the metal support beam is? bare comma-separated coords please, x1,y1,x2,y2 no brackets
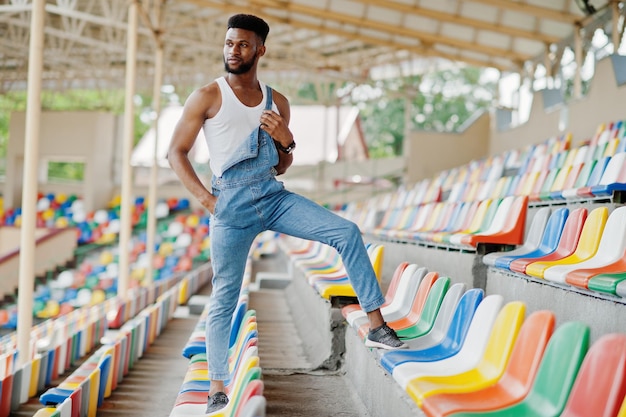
117,0,138,299
17,0,46,368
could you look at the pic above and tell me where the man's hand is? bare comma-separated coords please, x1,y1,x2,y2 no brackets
200,193,218,215
260,110,293,146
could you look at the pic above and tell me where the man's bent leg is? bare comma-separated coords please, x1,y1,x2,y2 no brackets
266,191,385,311
267,191,406,349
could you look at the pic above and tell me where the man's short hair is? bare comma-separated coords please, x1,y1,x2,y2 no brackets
227,14,270,44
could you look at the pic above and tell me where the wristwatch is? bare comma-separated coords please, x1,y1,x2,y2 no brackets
275,140,296,154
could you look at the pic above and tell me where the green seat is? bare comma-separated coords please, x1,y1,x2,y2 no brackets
396,277,450,339
448,321,589,417
588,271,626,295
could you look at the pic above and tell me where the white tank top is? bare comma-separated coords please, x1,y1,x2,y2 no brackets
203,76,277,176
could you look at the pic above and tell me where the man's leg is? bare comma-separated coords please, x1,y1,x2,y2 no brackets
265,190,406,349
206,221,258,410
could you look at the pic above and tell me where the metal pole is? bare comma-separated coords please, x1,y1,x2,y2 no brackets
573,24,583,99
612,0,620,52
17,0,46,368
145,39,164,285
118,0,138,298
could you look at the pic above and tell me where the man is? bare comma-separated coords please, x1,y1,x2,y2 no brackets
167,13,407,414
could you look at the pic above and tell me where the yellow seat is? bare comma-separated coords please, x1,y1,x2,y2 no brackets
525,207,608,278
405,301,525,406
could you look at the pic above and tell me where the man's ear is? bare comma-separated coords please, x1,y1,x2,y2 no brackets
257,44,266,58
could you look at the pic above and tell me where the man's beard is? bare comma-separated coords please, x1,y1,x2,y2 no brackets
224,56,255,74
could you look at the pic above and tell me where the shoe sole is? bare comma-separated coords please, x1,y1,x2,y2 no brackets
364,339,409,349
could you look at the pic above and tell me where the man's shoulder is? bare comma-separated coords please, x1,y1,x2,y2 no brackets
191,80,222,103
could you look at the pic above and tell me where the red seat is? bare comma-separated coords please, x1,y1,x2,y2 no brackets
560,333,626,417
509,207,586,274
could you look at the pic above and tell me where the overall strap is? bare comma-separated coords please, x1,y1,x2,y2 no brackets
264,86,273,110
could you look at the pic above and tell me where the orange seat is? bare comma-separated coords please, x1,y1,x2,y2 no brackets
421,310,555,417
461,196,528,247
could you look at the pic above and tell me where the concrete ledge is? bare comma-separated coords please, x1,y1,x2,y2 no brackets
487,268,626,342
344,328,425,417
284,267,347,371
367,238,485,290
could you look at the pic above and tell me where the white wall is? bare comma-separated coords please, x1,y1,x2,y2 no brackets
6,111,117,212
490,57,626,154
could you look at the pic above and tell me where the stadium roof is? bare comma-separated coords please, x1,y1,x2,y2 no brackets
0,0,620,95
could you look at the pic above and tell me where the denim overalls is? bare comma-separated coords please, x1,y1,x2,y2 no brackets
206,86,385,381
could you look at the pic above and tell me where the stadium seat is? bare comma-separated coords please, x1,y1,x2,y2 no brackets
461,195,528,247
420,310,555,417
446,321,589,417
393,276,451,340
445,199,494,245
509,207,584,274
525,207,606,279
392,297,508,391
483,206,551,267
387,294,502,389
589,152,626,197
342,261,412,324
588,271,626,296
379,289,485,374
344,264,425,330
560,333,626,417
575,156,611,198
360,271,438,335
406,301,526,406
561,159,596,199
403,283,466,350
545,206,626,286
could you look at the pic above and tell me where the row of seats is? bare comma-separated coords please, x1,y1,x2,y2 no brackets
0,300,110,417
341,121,626,250
278,238,384,300
33,277,182,417
334,258,626,417
485,204,626,299
0,263,211,417
365,195,528,249
170,257,266,417
276,233,626,416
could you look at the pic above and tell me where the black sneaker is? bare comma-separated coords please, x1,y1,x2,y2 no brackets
365,323,408,349
206,391,229,414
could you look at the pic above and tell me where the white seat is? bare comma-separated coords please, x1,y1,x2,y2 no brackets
348,266,427,330
405,283,466,350
392,294,503,389
543,206,626,285
483,206,551,267
238,395,267,417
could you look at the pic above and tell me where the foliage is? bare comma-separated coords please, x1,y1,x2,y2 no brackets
357,67,497,158
282,67,496,159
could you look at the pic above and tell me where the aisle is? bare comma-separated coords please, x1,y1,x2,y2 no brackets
249,288,371,417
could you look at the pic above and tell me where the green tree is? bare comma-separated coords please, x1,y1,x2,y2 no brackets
357,67,496,158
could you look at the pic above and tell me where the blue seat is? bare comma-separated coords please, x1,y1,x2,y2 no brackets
494,207,569,270
380,288,484,373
